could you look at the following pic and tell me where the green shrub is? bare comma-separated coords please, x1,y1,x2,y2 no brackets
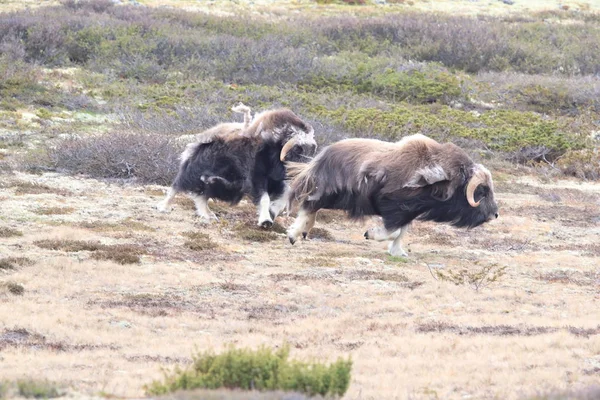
146,344,352,397
16,379,61,399
313,104,586,161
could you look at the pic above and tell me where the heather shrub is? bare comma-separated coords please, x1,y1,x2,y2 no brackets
146,344,352,397
313,104,584,159
43,131,182,185
558,148,600,180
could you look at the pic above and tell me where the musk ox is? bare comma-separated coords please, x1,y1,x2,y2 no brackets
157,107,317,227
286,134,498,256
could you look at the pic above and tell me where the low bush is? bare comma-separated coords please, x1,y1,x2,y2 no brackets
558,148,600,180
0,227,23,238
42,131,182,185
16,379,61,399
146,344,352,397
183,232,218,251
0,281,25,296
312,104,586,161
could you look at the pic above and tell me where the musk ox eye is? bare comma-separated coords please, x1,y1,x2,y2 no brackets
474,186,488,202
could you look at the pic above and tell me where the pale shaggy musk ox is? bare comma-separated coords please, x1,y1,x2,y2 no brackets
158,107,317,227
285,134,499,256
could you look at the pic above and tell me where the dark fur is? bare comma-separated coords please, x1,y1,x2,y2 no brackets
172,110,316,208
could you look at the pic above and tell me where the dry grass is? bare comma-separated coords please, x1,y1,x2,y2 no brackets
7,180,71,196
33,239,104,252
79,219,155,232
1,174,600,399
33,239,144,264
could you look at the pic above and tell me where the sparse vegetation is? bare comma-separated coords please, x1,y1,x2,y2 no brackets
0,226,22,238
146,344,352,397
33,239,104,252
429,263,507,291
0,1,597,180
34,239,144,264
0,257,33,270
32,206,75,215
9,181,71,196
79,219,154,232
1,2,600,400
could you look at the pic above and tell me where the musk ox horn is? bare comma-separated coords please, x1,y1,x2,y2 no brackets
280,136,298,162
466,169,486,207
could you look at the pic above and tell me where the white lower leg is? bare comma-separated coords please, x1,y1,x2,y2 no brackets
302,212,317,239
269,185,291,218
189,193,217,221
387,225,409,257
365,225,402,242
157,187,177,212
287,209,314,244
257,192,273,226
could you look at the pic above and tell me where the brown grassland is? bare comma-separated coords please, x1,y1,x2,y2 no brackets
1,0,600,399
1,169,600,399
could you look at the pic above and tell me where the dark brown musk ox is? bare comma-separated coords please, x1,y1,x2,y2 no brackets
285,134,498,256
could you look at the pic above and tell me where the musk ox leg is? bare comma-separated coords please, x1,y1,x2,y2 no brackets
364,224,409,257
257,192,274,228
157,187,177,213
287,208,317,245
189,193,218,222
269,184,291,219
301,212,317,239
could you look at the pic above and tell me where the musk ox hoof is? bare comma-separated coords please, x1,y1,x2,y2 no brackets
258,219,273,229
364,230,369,239
196,213,218,223
156,202,171,213
388,244,408,258
288,236,296,245
302,232,308,239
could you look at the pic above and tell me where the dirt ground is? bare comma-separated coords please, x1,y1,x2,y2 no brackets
1,168,599,399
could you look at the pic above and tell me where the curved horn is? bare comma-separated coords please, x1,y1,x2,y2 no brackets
280,137,298,162
465,170,485,207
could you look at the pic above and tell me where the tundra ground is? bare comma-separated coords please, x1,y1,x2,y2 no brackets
1,169,599,400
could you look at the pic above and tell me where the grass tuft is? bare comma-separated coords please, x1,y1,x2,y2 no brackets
234,223,279,242
1,282,25,296
32,206,75,215
182,231,218,251
34,239,103,252
0,257,33,271
16,379,61,399
0,227,23,238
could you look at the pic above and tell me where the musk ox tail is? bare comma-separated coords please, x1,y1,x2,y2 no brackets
286,161,318,210
231,102,252,128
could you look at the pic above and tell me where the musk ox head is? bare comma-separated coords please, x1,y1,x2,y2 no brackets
417,163,498,229
280,131,317,163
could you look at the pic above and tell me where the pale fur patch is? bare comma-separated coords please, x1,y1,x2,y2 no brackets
405,164,449,188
